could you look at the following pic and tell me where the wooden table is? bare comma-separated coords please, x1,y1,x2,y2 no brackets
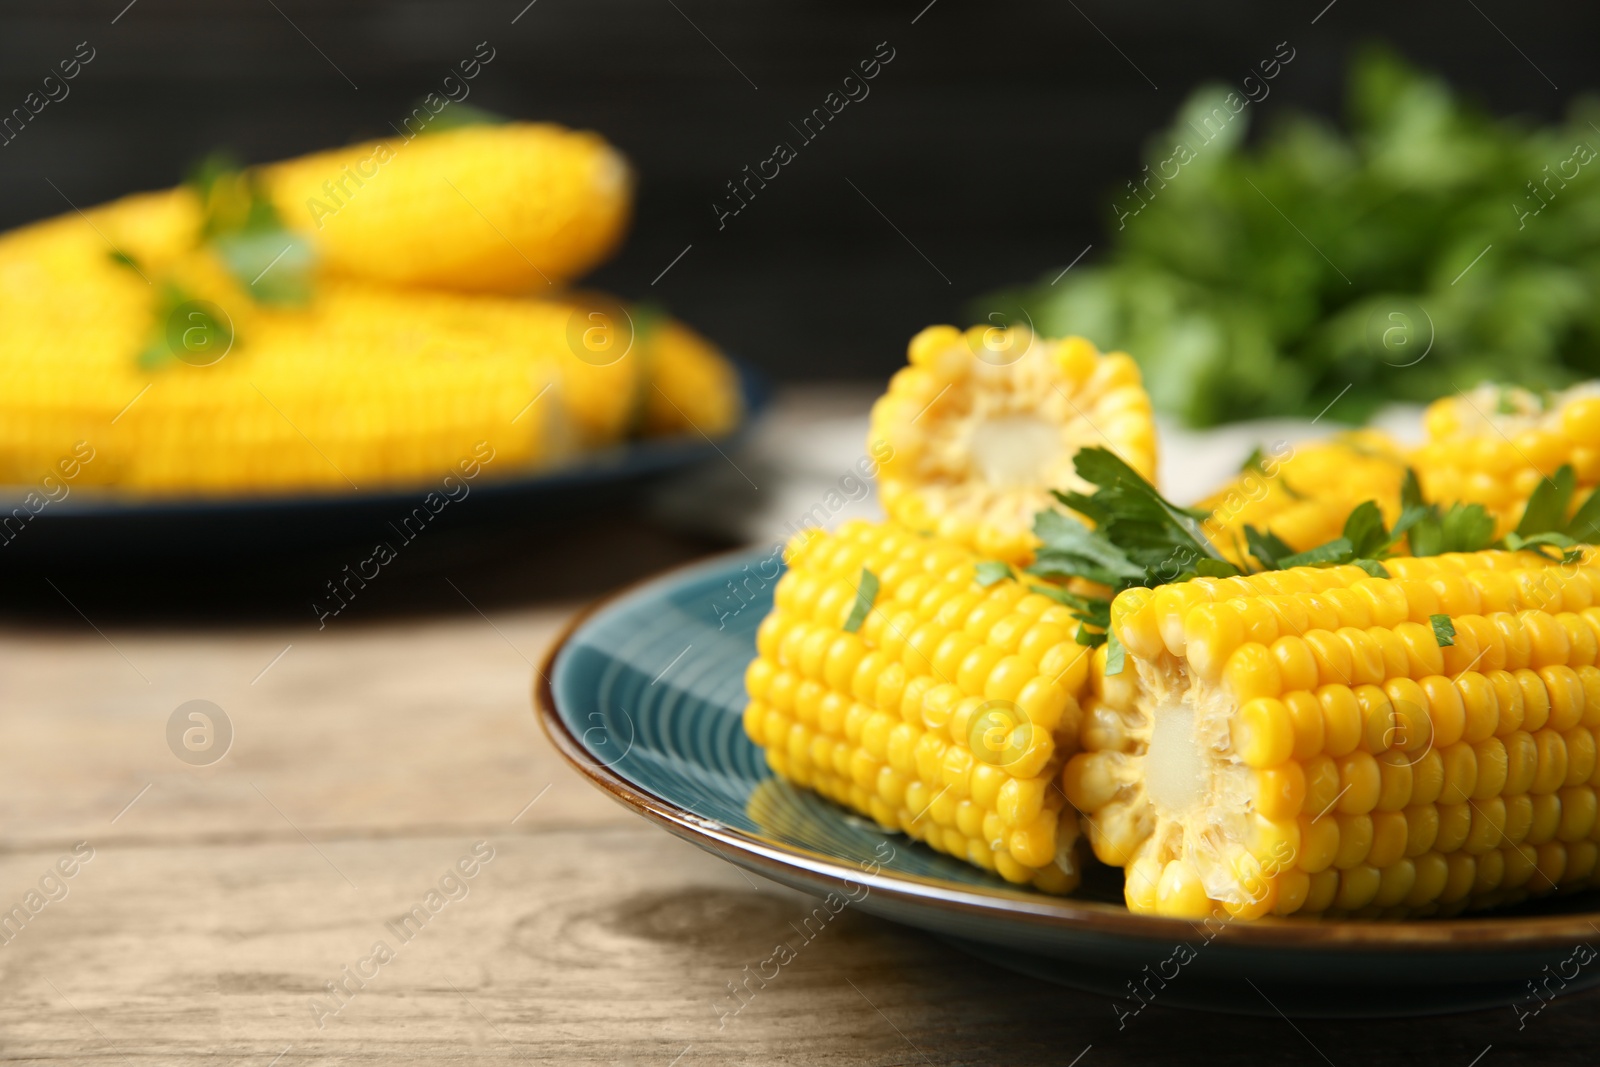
2,439,1596,1066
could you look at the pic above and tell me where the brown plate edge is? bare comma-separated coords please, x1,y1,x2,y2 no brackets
532,548,1600,955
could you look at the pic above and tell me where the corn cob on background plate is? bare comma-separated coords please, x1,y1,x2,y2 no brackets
537,548,1600,1018
0,359,764,562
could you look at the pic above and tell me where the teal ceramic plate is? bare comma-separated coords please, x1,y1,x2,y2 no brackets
537,548,1600,1018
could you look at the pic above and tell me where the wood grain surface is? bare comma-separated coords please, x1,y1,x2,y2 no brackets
1,564,1597,1065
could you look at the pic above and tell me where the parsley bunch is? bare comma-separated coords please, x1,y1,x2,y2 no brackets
979,48,1600,426
994,447,1596,672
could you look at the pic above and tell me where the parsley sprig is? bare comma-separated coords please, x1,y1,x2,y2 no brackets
1021,449,1241,652
987,448,1599,665
188,152,314,306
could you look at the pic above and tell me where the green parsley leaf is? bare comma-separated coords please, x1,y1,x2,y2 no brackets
1277,538,1355,568
1438,503,1497,553
1514,465,1576,539
417,101,510,135
186,152,315,306
1389,501,1431,543
188,151,246,234
1038,447,1225,588
1342,501,1391,559
1351,558,1392,579
842,568,879,633
1072,448,1221,560
1564,488,1600,543
1028,509,1145,587
1400,469,1426,512
1244,525,1293,569
1504,531,1577,550
1103,630,1126,675
135,281,233,371
974,561,1012,587
1405,490,1497,556
1503,530,1579,561
1239,443,1302,496
213,230,314,306
628,300,669,348
1430,614,1456,647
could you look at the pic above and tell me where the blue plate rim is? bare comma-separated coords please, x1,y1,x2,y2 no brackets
534,548,1600,955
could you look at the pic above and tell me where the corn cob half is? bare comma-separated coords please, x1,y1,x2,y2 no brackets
1417,382,1600,535
1066,550,1600,919
869,325,1157,566
1200,430,1409,562
744,520,1091,892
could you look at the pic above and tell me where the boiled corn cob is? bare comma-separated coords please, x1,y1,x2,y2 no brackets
1063,550,1600,920
0,202,732,493
264,122,632,293
1417,383,1600,534
744,520,1090,892
869,325,1157,566
7,124,631,296
0,267,565,492
1200,431,1409,561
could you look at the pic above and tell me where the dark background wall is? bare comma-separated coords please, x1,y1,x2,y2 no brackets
0,0,1593,383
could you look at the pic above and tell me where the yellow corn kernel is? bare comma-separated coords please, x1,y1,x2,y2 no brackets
1232,698,1295,767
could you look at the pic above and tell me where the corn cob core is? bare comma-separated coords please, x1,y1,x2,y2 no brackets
1064,550,1600,920
1417,383,1600,534
869,326,1157,566
265,123,633,293
1200,431,1408,560
744,520,1092,892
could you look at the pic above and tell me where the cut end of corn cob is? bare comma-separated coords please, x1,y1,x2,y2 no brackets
743,520,1092,892
869,325,1157,565
1065,551,1600,920
1201,430,1408,561
265,122,633,293
1417,382,1600,533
